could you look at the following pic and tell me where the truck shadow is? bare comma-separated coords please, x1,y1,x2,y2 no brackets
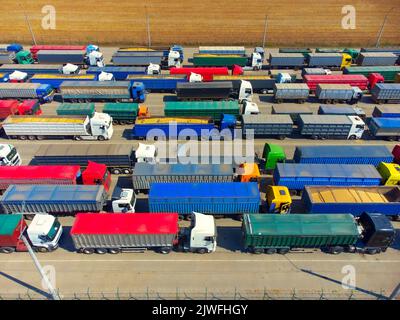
121,128,133,140
216,226,243,252
390,228,400,251
58,226,75,253
163,95,178,102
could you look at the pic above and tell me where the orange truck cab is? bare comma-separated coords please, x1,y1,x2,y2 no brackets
236,163,261,183
138,104,150,118
81,161,111,192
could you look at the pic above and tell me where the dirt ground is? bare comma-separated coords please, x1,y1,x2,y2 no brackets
1,0,399,46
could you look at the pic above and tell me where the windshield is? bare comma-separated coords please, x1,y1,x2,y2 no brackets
47,219,61,241
6,147,17,161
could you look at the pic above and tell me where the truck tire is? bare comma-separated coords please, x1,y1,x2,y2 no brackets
82,248,95,255
348,135,357,140
261,89,268,94
35,247,49,253
252,248,263,254
329,246,343,255
159,247,171,254
108,248,120,254
346,246,356,253
265,248,277,254
278,248,290,255
112,168,121,174
275,99,283,104
96,248,107,254
73,136,82,141
278,135,286,140
36,135,44,140
123,169,131,174
19,135,27,140
28,135,36,140
197,248,207,254
0,247,15,254
97,136,105,141
366,248,378,255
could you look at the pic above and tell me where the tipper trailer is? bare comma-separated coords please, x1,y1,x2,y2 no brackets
315,84,363,104
371,83,400,103
0,83,54,103
164,101,240,120
30,73,97,90
241,114,294,140
273,83,309,103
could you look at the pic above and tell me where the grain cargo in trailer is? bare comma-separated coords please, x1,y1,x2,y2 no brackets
356,52,398,66
273,83,309,103
371,83,400,103
241,114,293,140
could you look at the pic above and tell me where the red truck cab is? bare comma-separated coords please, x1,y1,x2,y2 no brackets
0,99,42,120
368,73,385,90
392,145,400,164
82,161,111,192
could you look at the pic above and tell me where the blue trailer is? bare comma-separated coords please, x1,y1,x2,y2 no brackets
0,64,64,77
149,182,260,217
30,73,97,90
372,106,400,118
131,114,236,140
87,66,149,80
274,163,382,191
318,105,366,118
293,145,393,166
118,45,184,62
126,74,187,92
302,185,400,218
368,117,400,140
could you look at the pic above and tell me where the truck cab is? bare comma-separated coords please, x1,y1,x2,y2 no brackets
89,112,114,140
262,143,286,171
377,162,400,186
0,144,21,166
36,84,55,103
130,82,146,103
112,188,136,213
243,101,260,115
265,185,292,214
347,116,366,140
368,73,385,90
17,99,42,115
238,80,253,103
98,71,115,81
219,114,237,139
9,71,28,83
189,73,203,82
179,212,217,253
276,73,293,83
254,47,265,60
26,214,63,252
86,44,99,54
87,51,105,67
236,163,261,183
341,53,353,69
62,63,80,75
15,51,34,64
82,161,112,192
250,52,263,70
146,63,161,75
135,143,157,164
168,51,181,68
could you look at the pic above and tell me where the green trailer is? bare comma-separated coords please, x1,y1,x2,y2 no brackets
102,103,144,124
164,101,240,120
242,214,359,254
343,66,400,82
56,103,95,117
191,54,248,67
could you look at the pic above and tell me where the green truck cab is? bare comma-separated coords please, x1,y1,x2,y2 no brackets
262,143,286,170
15,51,34,64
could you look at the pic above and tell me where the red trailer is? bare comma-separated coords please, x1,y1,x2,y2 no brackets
303,74,369,91
0,99,42,119
30,45,86,60
170,65,243,81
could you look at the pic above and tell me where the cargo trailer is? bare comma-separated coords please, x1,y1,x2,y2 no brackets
191,54,248,67
126,74,187,92
102,103,146,124
198,46,246,55
0,83,54,103
111,52,163,66
271,104,313,123
356,52,398,66
315,84,363,104
241,114,293,139
301,68,331,76
306,53,350,69
87,66,149,80
303,75,369,91
293,145,393,166
212,75,276,94
371,83,400,103
0,184,107,215
368,117,400,140
36,50,86,65
0,64,64,77
298,114,366,140
273,83,309,103
278,48,312,55
268,53,305,68
56,103,95,117
372,106,400,118
274,163,382,192
31,144,135,174
149,182,260,217
242,213,394,255
30,45,86,60
316,48,360,59
302,185,400,218
170,66,242,82
0,52,16,64
60,81,145,103
318,105,366,118
30,73,97,90
164,100,240,120
176,82,236,101
343,66,400,82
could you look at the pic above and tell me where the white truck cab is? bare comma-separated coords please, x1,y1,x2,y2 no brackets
147,63,161,75
98,71,115,81
347,116,366,140
112,188,136,213
27,214,63,252
243,101,260,115
62,63,80,75
9,70,28,82
0,144,21,166
168,51,181,67
351,86,364,102
88,51,105,67
238,80,253,103
87,112,114,140
135,143,157,164
250,52,263,70
189,72,203,82
276,72,292,83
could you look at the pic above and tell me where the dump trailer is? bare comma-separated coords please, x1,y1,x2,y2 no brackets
30,45,86,60
87,66,149,80
102,103,145,124
372,106,400,118
132,163,234,192
36,50,86,65
126,74,187,92
343,66,400,82
30,74,97,90
298,114,365,140
60,81,145,103
0,64,64,76
371,83,400,103
368,117,400,140
316,84,362,104
356,52,398,66
31,144,134,174
303,75,369,91
271,105,313,123
111,52,163,66
164,100,240,120
149,182,260,217
242,213,395,255
293,145,393,166
268,53,305,68
2,114,113,141
176,82,233,100
274,163,382,192
0,83,54,103
191,54,248,67
273,83,309,103
306,53,348,68
212,75,275,93
198,46,246,55
318,105,366,118
241,114,293,139
170,66,242,82
56,103,95,117
302,185,400,218
0,184,107,215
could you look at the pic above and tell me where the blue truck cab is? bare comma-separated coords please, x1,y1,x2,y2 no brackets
37,84,55,103
130,81,146,103
4,43,23,53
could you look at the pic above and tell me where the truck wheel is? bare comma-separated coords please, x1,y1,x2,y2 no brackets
332,99,338,104
73,136,82,141
329,246,343,255
35,247,49,253
346,246,356,253
366,248,378,255
265,248,277,254
178,215,185,221
97,136,106,141
28,135,36,140
108,248,120,254
159,247,171,254
82,248,95,255
261,89,268,94
96,248,107,254
275,99,283,104
19,135,27,140
278,248,289,255
348,135,357,140
325,99,332,104
278,135,286,140
36,135,44,140
197,248,207,254
112,168,121,174
253,248,263,254
311,135,319,140
123,169,131,174
0,247,15,254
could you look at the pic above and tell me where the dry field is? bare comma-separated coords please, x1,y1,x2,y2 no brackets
0,0,399,46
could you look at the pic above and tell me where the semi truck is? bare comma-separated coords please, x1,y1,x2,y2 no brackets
36,50,104,67
30,73,98,90
356,52,398,66
2,114,113,141
0,214,62,253
318,105,366,118
87,65,161,80
103,103,149,124
29,44,96,60
170,66,243,82
0,50,33,65
212,75,277,94
0,83,54,103
371,83,400,103
60,81,146,103
368,117,400,140
273,83,310,103
372,105,400,118
303,74,370,91
164,101,240,120
32,144,135,174
191,53,263,70
316,84,363,104
149,182,260,219
0,100,42,119
302,185,400,219
279,48,312,55
126,74,187,92
70,212,216,254
241,114,293,140
315,48,360,60
0,144,21,166
118,45,184,62
343,66,400,82
242,213,395,255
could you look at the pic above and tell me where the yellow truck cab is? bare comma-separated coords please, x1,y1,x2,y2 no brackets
341,53,353,69
236,163,260,183
138,105,150,118
377,162,400,185
265,185,292,214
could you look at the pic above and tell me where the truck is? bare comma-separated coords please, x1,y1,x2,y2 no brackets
164,101,240,120
273,163,382,193
36,50,104,67
0,184,108,215
371,83,400,103
56,103,96,117
273,83,309,103
0,144,21,166
302,185,400,219
191,53,262,70
303,74,369,91
170,66,243,82
212,75,276,94
368,117,400,141
356,52,398,66
343,66,400,82
118,45,184,62
0,214,62,253
103,103,149,124
305,53,352,69
70,212,216,254
0,64,67,77
318,105,366,118
111,51,180,68
29,45,92,60
0,49,33,65
241,114,294,140
87,65,161,80
126,74,187,92
372,105,400,118
0,83,54,104
0,100,42,119
149,182,260,219
242,213,395,255
0,162,111,193
298,114,365,140
271,104,313,123
31,144,135,174
60,81,146,103
301,68,332,76
131,115,237,140
268,53,305,68
2,114,113,141
30,73,97,90
316,84,363,104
